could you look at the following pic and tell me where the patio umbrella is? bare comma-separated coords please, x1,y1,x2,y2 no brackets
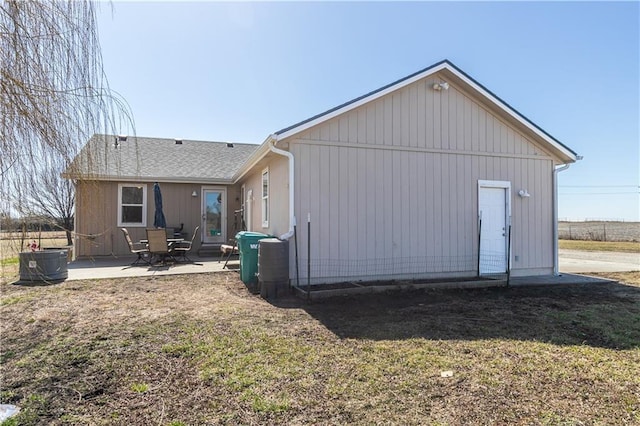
153,182,166,228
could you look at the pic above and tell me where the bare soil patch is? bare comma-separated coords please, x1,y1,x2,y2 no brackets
1,272,639,424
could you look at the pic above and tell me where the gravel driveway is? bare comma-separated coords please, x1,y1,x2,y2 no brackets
559,249,640,273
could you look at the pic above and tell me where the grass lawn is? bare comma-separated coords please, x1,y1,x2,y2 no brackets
559,239,640,253
1,272,639,425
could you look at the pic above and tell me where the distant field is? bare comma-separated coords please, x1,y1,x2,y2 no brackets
559,221,639,242
0,231,68,261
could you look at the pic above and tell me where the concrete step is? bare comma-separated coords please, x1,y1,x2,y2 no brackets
198,244,221,257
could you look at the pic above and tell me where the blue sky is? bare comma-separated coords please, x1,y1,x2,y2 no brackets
97,1,639,221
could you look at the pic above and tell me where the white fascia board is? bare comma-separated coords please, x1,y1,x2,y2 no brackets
445,67,577,163
275,63,450,141
275,62,577,163
78,175,234,185
232,135,276,183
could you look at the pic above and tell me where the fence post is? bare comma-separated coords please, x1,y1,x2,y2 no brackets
603,223,607,242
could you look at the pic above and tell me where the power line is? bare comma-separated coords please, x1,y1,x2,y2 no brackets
560,192,639,195
559,185,638,188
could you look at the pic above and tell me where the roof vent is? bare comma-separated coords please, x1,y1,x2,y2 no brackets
227,143,234,148
114,134,127,148
175,139,183,145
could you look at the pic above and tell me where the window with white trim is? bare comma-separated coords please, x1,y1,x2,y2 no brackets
261,168,269,228
117,183,147,227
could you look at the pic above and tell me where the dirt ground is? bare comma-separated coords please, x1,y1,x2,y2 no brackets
1,272,639,425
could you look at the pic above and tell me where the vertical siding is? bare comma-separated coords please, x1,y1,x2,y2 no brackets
290,142,554,282
76,181,114,257
76,180,229,258
283,70,558,283
237,154,289,238
298,71,549,159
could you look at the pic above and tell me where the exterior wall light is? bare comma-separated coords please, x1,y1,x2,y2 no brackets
518,190,531,198
192,191,198,197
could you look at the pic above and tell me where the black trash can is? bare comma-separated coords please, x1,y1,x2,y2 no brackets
258,238,289,300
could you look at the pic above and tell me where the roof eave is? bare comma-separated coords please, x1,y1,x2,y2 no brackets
272,59,578,163
232,134,277,183
438,63,578,163
275,60,450,140
68,175,236,185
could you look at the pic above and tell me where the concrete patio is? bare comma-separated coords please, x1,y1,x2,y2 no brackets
67,255,239,281
64,254,616,291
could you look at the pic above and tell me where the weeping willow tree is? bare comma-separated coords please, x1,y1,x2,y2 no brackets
0,0,133,252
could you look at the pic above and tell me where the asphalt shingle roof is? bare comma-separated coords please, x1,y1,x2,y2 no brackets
68,135,259,182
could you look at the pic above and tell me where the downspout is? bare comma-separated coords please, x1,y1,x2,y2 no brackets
553,163,571,275
268,136,295,240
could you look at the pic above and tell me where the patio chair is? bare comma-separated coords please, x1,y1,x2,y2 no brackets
146,228,176,265
219,239,239,269
173,226,199,262
121,228,151,266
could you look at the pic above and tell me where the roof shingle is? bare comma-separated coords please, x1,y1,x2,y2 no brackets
67,135,258,182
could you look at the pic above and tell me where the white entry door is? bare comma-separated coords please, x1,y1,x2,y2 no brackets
202,188,226,244
478,181,510,275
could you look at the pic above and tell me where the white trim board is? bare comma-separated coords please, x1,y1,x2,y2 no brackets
274,61,577,163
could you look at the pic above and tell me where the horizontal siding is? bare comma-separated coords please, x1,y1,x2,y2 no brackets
299,72,550,159
290,142,553,283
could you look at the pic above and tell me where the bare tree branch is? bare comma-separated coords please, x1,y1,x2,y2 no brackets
0,0,134,246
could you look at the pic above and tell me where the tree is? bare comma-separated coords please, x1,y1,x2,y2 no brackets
11,155,75,245
0,0,133,245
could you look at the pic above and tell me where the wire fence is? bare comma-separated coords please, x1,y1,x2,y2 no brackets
293,253,508,284
558,221,640,242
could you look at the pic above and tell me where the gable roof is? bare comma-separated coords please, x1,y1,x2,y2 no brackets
272,59,578,163
65,135,258,183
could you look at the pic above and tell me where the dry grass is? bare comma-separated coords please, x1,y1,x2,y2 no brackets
0,231,68,262
1,272,639,425
590,271,640,287
1,232,70,286
559,239,640,253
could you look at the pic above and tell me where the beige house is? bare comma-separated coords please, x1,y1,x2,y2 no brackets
67,60,579,283
66,137,258,258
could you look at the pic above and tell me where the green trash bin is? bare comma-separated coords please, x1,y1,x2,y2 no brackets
235,231,271,288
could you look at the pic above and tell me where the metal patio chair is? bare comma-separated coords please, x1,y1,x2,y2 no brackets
121,228,151,266
173,226,199,262
146,228,177,265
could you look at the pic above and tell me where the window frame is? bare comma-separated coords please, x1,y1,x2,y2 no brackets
261,168,269,228
117,183,147,227
240,184,246,230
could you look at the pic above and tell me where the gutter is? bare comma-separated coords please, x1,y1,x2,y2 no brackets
553,156,582,275
267,135,296,240
232,135,273,183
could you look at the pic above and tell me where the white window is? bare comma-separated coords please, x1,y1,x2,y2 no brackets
261,168,269,228
118,183,147,227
